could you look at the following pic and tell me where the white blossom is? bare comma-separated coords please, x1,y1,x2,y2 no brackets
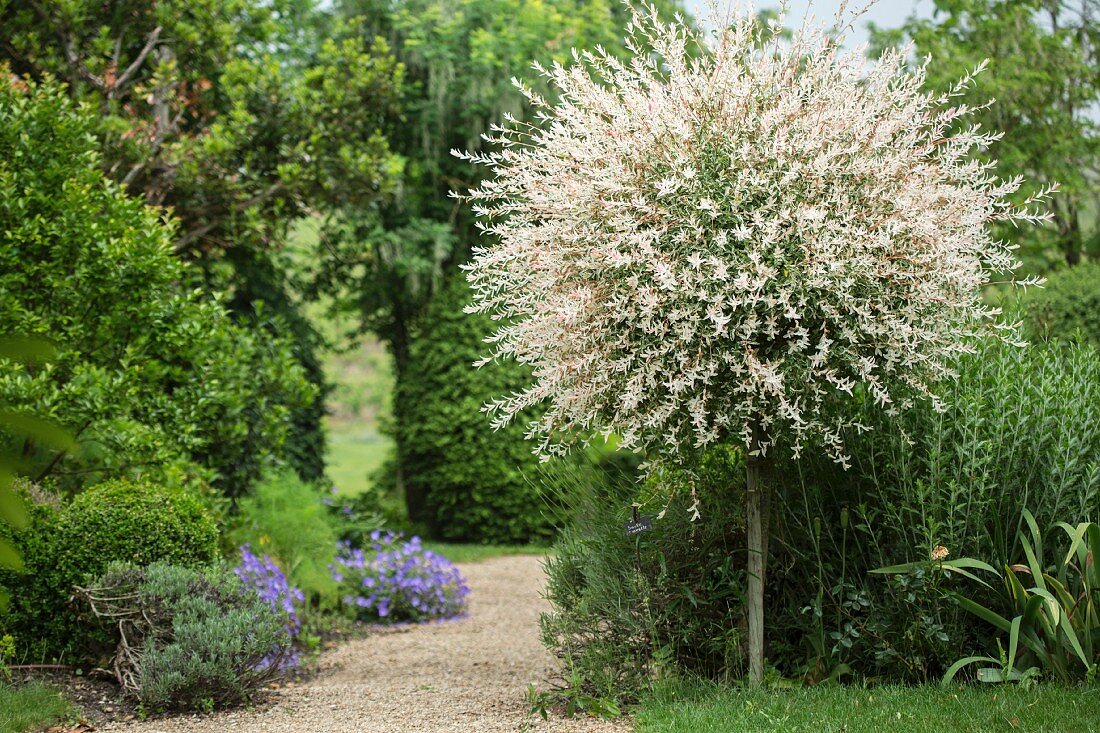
454,3,1052,466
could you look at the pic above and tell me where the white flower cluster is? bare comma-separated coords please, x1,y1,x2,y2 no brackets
455,3,1052,467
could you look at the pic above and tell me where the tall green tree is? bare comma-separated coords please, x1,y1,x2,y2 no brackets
314,0,689,519
0,0,406,480
872,0,1099,269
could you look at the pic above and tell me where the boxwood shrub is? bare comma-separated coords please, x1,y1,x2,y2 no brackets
0,479,218,661
1022,262,1100,344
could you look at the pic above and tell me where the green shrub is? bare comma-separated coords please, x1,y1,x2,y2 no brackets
541,451,747,705
0,479,218,661
1023,263,1100,343
394,277,554,544
81,562,291,713
941,511,1100,685
768,337,1100,682
228,472,339,607
0,72,314,498
544,338,1100,689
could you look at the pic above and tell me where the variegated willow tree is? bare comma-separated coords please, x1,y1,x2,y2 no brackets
455,2,1051,685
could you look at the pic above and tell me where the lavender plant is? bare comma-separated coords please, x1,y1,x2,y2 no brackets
455,2,1052,684
331,531,469,623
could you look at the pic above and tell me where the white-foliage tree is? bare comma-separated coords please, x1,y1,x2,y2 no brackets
455,2,1051,685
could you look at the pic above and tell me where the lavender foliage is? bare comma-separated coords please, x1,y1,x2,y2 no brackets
330,531,469,623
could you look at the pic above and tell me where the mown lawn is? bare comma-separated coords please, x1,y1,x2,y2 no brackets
325,423,391,498
422,542,550,564
636,678,1100,733
0,681,74,733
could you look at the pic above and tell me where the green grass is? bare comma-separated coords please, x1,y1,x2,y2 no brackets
636,678,1100,733
0,681,74,733
325,423,391,497
423,542,551,564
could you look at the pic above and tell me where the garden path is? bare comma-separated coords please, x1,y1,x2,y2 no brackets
101,554,627,733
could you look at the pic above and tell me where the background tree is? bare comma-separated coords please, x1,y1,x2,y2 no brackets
0,73,311,497
459,7,1049,684
314,0,689,520
0,0,405,481
872,0,1099,269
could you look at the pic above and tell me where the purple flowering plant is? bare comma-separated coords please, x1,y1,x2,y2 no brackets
235,543,307,672
330,531,469,623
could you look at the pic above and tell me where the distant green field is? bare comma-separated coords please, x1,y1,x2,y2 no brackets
422,542,551,564
325,422,391,497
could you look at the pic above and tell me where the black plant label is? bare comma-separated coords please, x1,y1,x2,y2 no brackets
624,516,653,536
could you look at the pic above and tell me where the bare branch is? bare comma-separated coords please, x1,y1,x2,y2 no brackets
109,26,162,99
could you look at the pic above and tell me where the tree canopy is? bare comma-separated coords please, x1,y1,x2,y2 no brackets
0,73,311,497
0,0,406,481
872,0,1099,269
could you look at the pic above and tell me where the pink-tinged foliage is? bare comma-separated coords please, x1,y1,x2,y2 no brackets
455,3,1052,473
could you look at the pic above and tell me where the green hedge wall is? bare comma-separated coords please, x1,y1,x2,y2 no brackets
394,278,554,544
1023,262,1100,344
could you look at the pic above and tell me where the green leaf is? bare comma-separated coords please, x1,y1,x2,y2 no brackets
949,591,1012,632
1020,532,1046,592
1007,614,1022,678
942,655,999,685
0,336,57,363
0,411,78,452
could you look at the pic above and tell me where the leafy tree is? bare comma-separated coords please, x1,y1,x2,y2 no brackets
459,7,1048,685
0,73,311,496
0,0,406,480
871,0,1099,269
316,0,689,517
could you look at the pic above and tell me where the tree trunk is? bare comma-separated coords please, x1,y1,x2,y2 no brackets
745,440,770,687
389,307,423,525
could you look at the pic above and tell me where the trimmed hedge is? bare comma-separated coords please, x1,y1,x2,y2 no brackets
394,278,554,544
0,479,218,661
1023,262,1100,344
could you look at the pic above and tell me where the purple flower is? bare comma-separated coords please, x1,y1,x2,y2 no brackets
330,532,469,624
234,545,305,672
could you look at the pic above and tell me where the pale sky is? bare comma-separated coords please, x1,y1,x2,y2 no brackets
684,0,937,49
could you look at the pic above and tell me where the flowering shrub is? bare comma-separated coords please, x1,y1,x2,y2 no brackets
235,544,306,636
331,532,469,623
456,5,1051,466
235,544,305,670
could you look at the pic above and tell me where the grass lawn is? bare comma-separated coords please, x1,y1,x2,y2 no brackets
325,423,391,497
423,542,551,564
0,681,74,733
636,678,1100,733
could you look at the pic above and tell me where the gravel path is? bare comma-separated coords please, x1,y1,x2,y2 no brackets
102,555,628,733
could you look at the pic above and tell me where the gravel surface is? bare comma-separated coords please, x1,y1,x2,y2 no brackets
101,554,629,733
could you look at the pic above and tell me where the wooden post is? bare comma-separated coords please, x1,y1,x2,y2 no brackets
745,434,769,687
